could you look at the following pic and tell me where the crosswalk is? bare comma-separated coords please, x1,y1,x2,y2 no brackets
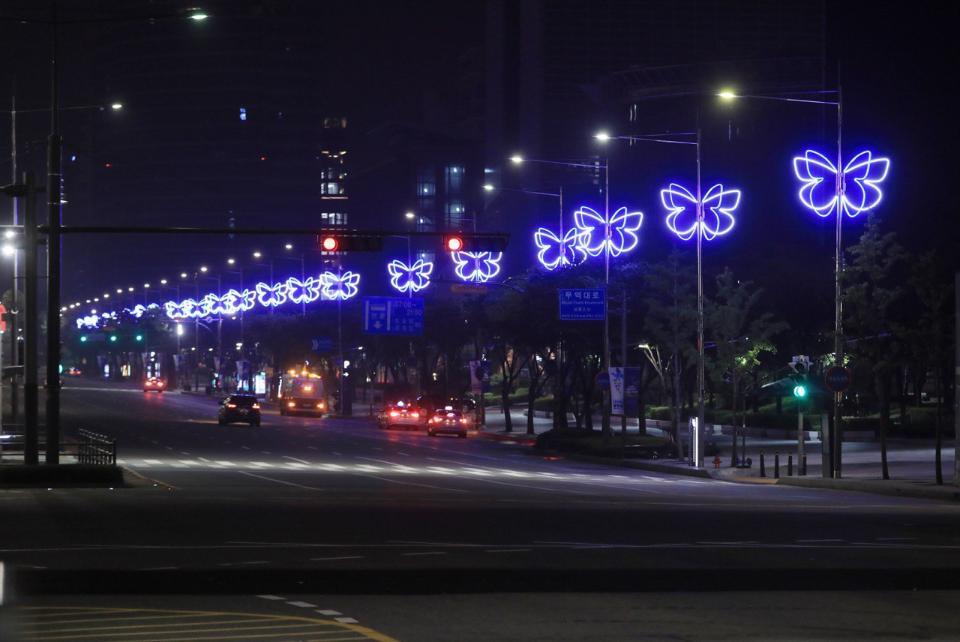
117,457,709,485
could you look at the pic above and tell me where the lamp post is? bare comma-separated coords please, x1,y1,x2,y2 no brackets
595,131,700,440
510,154,613,433
717,87,882,478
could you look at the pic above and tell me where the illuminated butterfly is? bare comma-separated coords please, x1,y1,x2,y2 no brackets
660,183,741,241
256,281,289,307
238,289,257,311
201,293,225,316
793,149,890,218
125,304,147,319
573,206,643,257
164,301,188,320
286,276,323,304
76,315,100,329
451,251,502,283
533,227,587,271
320,271,361,300
219,289,249,316
387,259,434,293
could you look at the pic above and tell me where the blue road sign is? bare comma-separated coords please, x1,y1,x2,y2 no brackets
363,296,424,336
559,288,606,321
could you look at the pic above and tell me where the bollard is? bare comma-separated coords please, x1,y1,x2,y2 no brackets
759,451,765,477
774,452,780,479
802,455,807,476
788,454,793,477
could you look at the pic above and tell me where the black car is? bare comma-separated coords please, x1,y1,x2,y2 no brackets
218,394,261,427
427,406,468,438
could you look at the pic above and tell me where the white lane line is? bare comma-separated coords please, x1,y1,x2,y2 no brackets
241,446,251,451
398,451,411,457
164,446,174,451
283,456,310,465
199,457,212,463
335,617,359,624
310,556,364,562
258,595,286,601
316,609,341,616
250,461,273,468
216,461,237,467
261,450,272,455
170,463,188,468
236,471,325,491
402,551,446,557
180,451,191,456
143,459,162,465
286,600,317,608
359,472,470,494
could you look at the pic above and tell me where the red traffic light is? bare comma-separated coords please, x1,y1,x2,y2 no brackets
445,235,464,252
321,236,339,252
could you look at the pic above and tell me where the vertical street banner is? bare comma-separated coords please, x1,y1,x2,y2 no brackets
610,366,642,417
609,367,625,416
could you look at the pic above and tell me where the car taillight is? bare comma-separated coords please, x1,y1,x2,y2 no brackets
226,403,237,409
411,412,419,419
158,381,165,387
287,401,295,408
316,402,323,409
252,403,260,409
389,411,400,417
460,418,468,424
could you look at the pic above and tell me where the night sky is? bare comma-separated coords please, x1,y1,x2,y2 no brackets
0,1,955,320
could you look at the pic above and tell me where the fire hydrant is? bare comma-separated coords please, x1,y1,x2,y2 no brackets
713,455,722,469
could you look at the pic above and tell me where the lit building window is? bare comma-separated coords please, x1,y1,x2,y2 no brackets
445,165,464,193
417,169,436,196
239,107,247,121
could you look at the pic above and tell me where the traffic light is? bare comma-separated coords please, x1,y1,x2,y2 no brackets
443,234,508,252
135,334,144,343
80,336,88,343
318,234,383,252
792,381,807,399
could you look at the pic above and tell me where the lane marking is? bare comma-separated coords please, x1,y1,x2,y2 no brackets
287,601,318,608
236,471,325,491
258,595,286,601
335,617,360,624
316,610,341,616
283,456,311,465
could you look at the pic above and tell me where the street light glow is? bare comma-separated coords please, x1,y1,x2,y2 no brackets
404,211,415,220
3,230,14,238
160,279,167,285
189,12,209,21
227,258,236,265
284,243,293,250
1,244,14,257
717,89,738,101
199,266,208,273
143,283,150,288
509,154,524,165
180,272,188,279
110,103,124,111
483,184,495,192
594,130,611,142
252,251,262,258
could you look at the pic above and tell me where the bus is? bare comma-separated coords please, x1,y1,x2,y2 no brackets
278,369,331,417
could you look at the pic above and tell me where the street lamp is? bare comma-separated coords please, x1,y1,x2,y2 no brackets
717,86,886,479
511,153,613,433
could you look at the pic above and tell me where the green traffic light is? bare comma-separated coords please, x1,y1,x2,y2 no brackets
109,335,117,343
135,335,143,342
80,336,87,343
792,384,807,399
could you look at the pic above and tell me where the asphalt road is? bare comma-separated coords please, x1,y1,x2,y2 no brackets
0,381,951,573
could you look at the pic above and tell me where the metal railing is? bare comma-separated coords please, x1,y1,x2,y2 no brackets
77,429,117,465
0,428,117,465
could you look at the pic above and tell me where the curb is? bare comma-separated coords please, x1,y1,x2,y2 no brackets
775,476,960,502
477,431,537,445
535,450,713,479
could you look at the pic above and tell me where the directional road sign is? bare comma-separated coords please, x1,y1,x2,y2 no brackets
363,296,424,336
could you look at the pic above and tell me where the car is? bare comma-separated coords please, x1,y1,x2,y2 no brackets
218,394,261,426
379,400,426,430
143,377,166,393
427,406,469,438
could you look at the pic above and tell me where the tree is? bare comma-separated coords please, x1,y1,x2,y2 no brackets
842,215,906,480
641,250,697,450
908,250,953,484
706,268,788,466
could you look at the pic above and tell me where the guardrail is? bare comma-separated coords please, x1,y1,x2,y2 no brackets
0,429,117,465
77,429,117,465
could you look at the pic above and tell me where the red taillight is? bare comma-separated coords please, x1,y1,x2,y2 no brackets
411,412,419,419
460,418,468,424
226,403,237,409
158,381,165,387
252,403,260,409
389,411,400,417
287,401,295,408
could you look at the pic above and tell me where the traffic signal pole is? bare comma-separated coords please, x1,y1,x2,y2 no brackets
45,19,62,464
23,172,38,465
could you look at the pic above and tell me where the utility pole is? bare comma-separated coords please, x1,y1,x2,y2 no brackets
620,287,627,434
46,13,63,464
23,172,38,465
9,93,20,429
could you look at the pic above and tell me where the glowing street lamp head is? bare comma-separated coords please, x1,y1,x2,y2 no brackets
110,102,124,111
509,154,524,165
199,266,208,273
143,283,150,288
189,12,208,21
284,243,294,251
116,288,123,294
404,211,416,220
227,258,235,265
594,130,611,143
482,184,495,192
160,279,167,285
717,89,738,101
252,251,262,259
180,272,188,279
